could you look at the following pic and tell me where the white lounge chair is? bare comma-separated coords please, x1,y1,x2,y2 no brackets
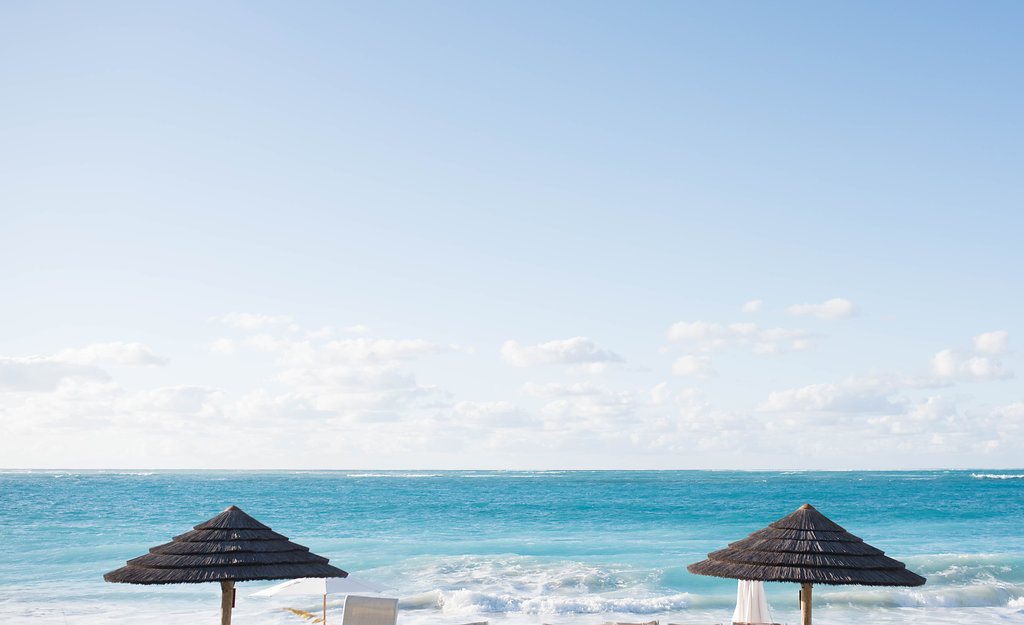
343,595,399,625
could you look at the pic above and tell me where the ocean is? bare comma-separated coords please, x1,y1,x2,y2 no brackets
1,470,1022,625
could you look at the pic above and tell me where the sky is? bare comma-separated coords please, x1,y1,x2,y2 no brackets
1,1,1021,470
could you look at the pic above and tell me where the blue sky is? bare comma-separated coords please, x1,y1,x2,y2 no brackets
1,1,1021,469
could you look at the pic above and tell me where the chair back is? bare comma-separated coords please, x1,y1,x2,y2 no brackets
343,595,399,625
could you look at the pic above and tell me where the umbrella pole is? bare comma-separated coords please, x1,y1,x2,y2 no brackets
221,580,235,625
324,593,327,624
799,582,812,625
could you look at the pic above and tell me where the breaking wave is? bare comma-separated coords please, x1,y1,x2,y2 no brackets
821,585,1022,609
971,473,1024,479
433,589,692,615
384,551,1024,618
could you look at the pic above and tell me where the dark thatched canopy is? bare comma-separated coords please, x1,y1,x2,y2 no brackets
687,504,926,587
104,505,347,585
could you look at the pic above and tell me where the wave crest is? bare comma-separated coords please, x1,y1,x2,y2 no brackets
971,473,1024,479
823,584,1023,609
435,589,692,615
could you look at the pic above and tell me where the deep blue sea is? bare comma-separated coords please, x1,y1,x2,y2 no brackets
2,470,1023,625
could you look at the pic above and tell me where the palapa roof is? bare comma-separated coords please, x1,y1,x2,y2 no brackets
687,504,926,587
104,505,347,585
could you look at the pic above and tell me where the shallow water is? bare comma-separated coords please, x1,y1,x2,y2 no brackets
1,470,1022,624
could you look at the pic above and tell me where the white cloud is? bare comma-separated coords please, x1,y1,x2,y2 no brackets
0,341,166,393
218,390,335,426
741,299,763,313
167,325,454,433
276,364,416,392
649,382,672,405
501,337,623,368
537,387,638,428
245,334,449,419
974,330,1010,355
123,386,224,415
323,338,446,364
672,355,717,378
306,326,335,339
53,342,168,367
752,342,779,355
995,401,1024,419
641,388,762,454
217,312,294,330
0,358,109,392
209,338,235,355
963,357,1010,379
931,349,958,377
570,362,612,375
521,381,603,398
240,335,445,367
243,334,314,365
930,333,1013,381
452,401,526,426
759,376,901,413
860,395,965,443
233,360,443,425
667,321,810,355
787,298,856,319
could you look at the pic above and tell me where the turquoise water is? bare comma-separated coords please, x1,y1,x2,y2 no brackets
1,470,1023,624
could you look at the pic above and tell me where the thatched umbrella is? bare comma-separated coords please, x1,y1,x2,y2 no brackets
688,504,925,625
105,505,347,625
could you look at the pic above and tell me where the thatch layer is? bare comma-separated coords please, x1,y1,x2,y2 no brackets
149,539,306,555
105,562,346,584
126,550,329,568
173,528,290,542
746,527,863,542
104,505,347,585
726,536,883,555
687,560,922,586
687,504,926,587
705,548,904,569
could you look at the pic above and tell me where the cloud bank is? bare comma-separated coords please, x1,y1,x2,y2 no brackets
1,314,1020,470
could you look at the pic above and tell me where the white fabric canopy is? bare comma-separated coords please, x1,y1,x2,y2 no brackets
732,579,772,624
251,576,393,597
252,577,396,625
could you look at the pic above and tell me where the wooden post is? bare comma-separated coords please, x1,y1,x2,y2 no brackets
800,582,812,625
221,580,235,625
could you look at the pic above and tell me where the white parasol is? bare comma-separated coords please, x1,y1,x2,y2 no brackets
252,576,394,623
